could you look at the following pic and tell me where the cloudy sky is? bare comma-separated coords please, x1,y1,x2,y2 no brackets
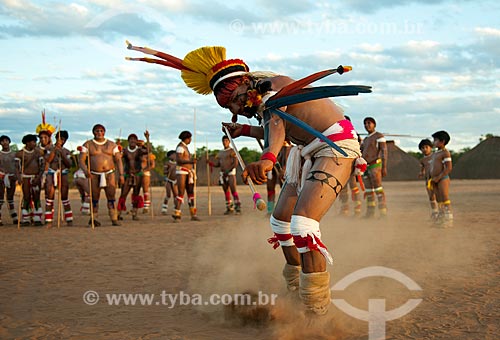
0,0,498,153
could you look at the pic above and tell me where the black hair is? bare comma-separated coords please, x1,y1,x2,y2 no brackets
56,130,69,140
178,131,192,140
432,130,451,145
22,134,38,144
363,117,376,126
167,150,176,157
418,139,433,149
0,135,11,143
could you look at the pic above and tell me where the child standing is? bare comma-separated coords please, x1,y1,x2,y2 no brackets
429,131,453,227
418,139,438,220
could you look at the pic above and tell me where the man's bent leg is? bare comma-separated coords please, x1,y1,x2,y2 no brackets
270,183,301,292
292,157,353,315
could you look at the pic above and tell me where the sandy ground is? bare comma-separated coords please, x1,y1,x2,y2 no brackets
0,179,498,340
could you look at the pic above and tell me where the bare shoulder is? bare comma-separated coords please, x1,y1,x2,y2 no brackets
269,75,295,91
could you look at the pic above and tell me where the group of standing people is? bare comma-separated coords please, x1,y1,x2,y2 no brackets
0,114,74,227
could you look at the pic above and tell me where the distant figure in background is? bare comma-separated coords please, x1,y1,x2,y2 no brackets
213,135,240,215
161,150,178,215
79,124,124,227
360,117,388,218
73,168,90,215
429,131,453,227
338,115,363,217
36,113,55,223
139,130,155,214
0,135,18,225
118,133,143,221
15,134,45,226
418,139,438,221
44,130,73,226
172,131,199,222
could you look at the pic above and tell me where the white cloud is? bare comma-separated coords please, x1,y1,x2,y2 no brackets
358,43,385,53
474,26,500,37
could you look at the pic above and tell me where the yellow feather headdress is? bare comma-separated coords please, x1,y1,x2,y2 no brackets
126,42,249,95
35,110,56,136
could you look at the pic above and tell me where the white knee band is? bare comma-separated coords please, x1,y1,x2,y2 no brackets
290,215,333,264
270,215,294,247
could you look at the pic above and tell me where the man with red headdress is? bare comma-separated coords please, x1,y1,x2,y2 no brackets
126,43,370,315
79,124,124,226
36,112,56,225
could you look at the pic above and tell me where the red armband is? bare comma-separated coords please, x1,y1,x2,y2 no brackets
260,152,277,165
240,124,251,137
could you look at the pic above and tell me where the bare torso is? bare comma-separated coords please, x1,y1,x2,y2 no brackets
361,132,385,163
420,154,433,179
0,150,16,174
176,142,193,170
430,148,451,178
47,146,71,170
164,161,177,180
16,148,44,175
123,146,142,174
216,148,237,172
85,139,119,172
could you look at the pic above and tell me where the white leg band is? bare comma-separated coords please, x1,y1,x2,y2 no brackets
270,215,294,247
290,215,333,264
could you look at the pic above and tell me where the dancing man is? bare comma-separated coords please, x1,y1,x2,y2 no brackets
126,43,370,315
